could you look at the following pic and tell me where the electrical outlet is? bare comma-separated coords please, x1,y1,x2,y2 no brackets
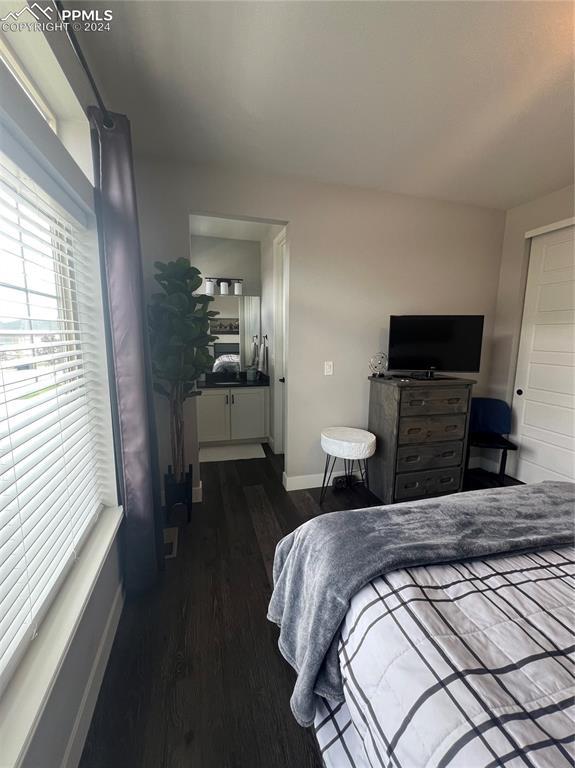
324,361,334,376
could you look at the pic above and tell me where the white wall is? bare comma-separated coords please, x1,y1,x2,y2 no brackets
490,184,574,401
210,295,240,320
135,160,506,484
190,235,262,294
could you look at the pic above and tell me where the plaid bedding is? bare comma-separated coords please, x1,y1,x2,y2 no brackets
315,547,575,768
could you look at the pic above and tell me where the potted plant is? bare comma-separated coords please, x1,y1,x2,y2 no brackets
148,258,218,517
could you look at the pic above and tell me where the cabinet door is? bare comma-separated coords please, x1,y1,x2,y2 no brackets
197,390,230,442
230,389,266,440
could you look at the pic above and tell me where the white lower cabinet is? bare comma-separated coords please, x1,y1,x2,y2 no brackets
197,387,267,443
230,389,266,440
197,390,230,442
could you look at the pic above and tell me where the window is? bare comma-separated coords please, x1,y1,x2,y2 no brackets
0,36,57,133
0,151,115,692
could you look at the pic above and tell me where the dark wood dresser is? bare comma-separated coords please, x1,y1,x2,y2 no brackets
368,376,475,504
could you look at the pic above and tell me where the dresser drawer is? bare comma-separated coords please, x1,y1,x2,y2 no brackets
396,441,463,473
400,387,469,417
394,467,462,501
398,414,466,444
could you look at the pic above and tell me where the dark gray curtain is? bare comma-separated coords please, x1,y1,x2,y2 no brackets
89,107,162,593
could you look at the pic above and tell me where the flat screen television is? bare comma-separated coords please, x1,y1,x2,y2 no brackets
388,315,484,373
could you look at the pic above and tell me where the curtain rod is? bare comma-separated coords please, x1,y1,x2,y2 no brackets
53,0,114,128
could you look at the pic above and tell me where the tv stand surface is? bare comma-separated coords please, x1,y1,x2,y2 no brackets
389,373,465,382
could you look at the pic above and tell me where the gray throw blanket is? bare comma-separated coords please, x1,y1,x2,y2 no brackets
267,481,575,727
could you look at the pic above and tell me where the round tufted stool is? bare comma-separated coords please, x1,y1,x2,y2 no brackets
320,427,376,505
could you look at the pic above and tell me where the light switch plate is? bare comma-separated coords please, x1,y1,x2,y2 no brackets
324,361,334,376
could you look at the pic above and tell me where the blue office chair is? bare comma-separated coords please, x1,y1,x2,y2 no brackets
466,398,518,484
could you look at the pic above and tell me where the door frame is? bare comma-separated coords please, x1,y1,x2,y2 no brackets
271,227,288,455
524,216,575,240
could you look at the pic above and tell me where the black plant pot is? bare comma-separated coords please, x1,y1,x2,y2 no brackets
164,464,193,524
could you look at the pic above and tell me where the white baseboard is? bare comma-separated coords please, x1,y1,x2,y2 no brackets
283,469,347,492
61,583,124,768
199,437,269,447
284,457,501,493
192,481,202,503
283,459,505,492
478,457,500,474
468,455,500,474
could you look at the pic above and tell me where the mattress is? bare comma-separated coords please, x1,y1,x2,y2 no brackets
315,546,575,768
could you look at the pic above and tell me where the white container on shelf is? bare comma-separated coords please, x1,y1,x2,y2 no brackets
219,280,229,295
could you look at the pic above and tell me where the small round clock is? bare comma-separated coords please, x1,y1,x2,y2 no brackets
369,352,389,377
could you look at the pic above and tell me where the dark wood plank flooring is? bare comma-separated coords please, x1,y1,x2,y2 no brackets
80,447,379,768
463,467,522,491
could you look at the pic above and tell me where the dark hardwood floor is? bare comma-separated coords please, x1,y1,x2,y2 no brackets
79,447,379,768
463,467,522,491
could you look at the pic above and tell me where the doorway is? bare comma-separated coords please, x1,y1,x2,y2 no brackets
187,213,289,471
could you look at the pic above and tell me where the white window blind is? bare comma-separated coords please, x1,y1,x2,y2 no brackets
0,151,116,693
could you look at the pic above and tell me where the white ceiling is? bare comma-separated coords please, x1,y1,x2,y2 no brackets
77,1,574,210
190,214,284,242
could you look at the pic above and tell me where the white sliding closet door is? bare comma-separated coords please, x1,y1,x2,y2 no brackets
510,224,575,483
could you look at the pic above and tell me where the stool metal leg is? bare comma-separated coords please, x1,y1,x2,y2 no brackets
364,459,370,492
320,454,337,505
320,453,330,505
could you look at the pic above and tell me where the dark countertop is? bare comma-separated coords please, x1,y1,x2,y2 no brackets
199,373,270,389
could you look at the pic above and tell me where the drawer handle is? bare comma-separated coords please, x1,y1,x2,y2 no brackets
440,476,454,484
441,450,455,458
405,481,419,489
409,399,425,407
446,398,461,405
405,455,420,463
407,427,422,435
445,425,458,432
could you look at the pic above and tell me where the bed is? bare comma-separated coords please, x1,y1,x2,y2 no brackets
212,352,240,373
268,482,575,768
315,547,574,767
